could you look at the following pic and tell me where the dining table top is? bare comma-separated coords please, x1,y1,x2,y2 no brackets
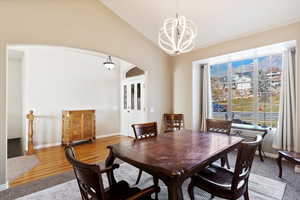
107,130,243,178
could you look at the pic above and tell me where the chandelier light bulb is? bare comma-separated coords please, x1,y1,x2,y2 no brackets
159,15,197,55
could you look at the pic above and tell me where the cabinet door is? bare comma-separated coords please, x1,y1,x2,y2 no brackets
83,112,95,138
69,112,83,140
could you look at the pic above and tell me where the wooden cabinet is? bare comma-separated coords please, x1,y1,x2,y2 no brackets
62,110,96,145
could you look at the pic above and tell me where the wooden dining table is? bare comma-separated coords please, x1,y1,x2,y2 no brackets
105,130,243,200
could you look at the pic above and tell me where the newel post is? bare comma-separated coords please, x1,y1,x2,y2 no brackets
26,110,35,155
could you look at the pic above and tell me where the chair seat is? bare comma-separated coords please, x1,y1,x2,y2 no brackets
279,151,300,163
105,180,152,200
192,165,234,192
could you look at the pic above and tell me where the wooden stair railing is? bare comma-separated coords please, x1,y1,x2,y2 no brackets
26,110,35,155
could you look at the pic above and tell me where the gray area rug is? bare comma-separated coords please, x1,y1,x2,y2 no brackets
7,155,39,183
17,162,286,200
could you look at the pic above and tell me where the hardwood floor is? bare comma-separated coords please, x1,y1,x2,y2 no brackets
9,135,131,187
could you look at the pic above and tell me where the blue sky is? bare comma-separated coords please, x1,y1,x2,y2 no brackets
210,63,228,77
232,59,253,68
211,55,282,77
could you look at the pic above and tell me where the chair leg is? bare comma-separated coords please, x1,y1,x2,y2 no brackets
277,154,283,178
221,155,230,169
188,181,195,200
244,190,249,200
221,157,225,167
225,155,230,169
153,176,159,200
135,169,143,185
258,144,264,162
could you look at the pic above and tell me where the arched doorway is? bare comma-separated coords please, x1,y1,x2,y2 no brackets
5,44,139,186
120,66,147,137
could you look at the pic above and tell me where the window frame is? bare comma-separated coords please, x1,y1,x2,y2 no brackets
210,53,283,127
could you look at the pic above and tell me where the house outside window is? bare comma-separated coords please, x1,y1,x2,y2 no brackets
210,54,282,128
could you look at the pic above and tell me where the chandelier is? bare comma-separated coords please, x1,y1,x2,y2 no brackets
159,8,197,55
103,56,115,70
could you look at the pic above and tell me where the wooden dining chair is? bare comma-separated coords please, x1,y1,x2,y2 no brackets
65,146,160,200
188,135,262,200
132,122,158,139
131,122,158,185
163,113,185,133
206,119,232,169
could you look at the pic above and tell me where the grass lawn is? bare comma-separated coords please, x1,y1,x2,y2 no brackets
215,95,280,112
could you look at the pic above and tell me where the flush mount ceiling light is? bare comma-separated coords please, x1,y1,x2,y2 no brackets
103,55,115,70
158,0,197,55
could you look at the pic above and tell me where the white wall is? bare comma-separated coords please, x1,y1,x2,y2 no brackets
16,46,121,148
7,50,23,140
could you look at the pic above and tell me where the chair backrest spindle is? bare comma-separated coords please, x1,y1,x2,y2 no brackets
164,113,185,132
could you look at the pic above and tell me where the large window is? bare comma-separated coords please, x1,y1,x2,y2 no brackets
210,54,282,127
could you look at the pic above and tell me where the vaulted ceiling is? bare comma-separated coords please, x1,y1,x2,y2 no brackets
100,0,300,50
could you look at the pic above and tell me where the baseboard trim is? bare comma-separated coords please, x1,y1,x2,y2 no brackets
263,152,278,159
96,133,120,139
34,133,121,149
0,182,8,191
254,151,278,159
35,142,61,150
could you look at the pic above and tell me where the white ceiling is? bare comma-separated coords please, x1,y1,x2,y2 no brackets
100,0,300,50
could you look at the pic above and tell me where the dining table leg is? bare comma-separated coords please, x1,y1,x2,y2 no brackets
105,148,117,187
166,177,184,200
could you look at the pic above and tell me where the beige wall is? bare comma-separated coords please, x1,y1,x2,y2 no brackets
0,0,172,186
172,22,300,151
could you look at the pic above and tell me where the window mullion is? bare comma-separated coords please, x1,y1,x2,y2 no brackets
228,63,232,113
253,58,259,125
